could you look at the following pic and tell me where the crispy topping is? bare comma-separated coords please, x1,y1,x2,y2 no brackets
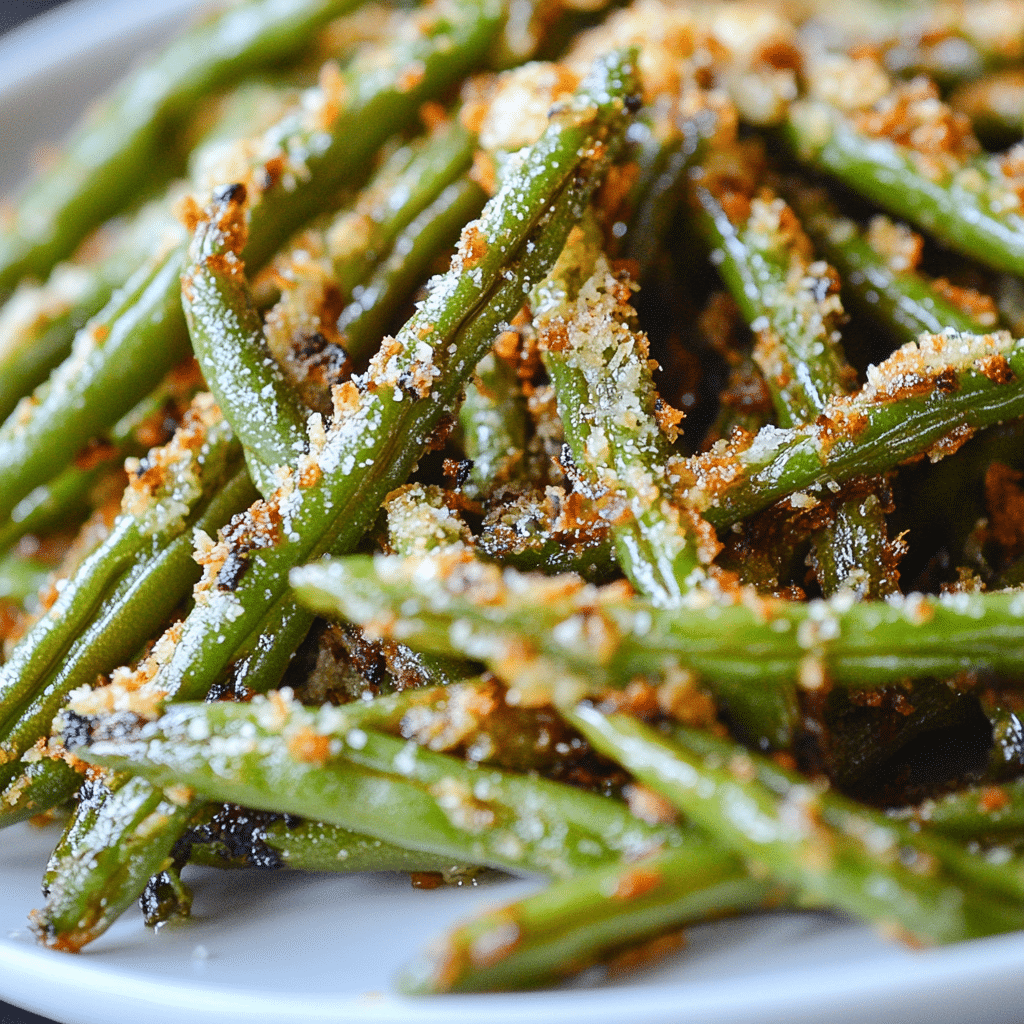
866,216,923,273
478,62,580,153
122,392,227,536
854,78,980,178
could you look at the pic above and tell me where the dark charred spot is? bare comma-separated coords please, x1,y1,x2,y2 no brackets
174,803,285,870
556,442,578,477
340,624,388,688
206,661,256,702
75,773,107,810
140,870,191,928
60,710,94,751
214,182,246,205
296,330,352,387
395,370,426,400
135,398,185,450
216,550,250,591
212,505,283,591
426,411,457,452
934,367,961,394
443,457,473,487
297,331,331,358
808,273,832,303
88,710,150,745
218,548,251,589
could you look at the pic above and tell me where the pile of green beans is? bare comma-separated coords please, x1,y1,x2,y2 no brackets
10,0,1024,997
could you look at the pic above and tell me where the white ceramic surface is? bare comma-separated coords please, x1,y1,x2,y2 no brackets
7,816,1024,1024
3,3,1024,1023
0,0,202,193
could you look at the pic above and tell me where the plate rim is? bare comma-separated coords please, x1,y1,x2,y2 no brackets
0,0,200,92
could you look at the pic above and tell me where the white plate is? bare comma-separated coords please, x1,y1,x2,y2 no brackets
3,3,1024,1023
6,816,1024,1024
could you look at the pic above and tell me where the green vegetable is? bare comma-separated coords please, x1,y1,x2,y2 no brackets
0,0,368,296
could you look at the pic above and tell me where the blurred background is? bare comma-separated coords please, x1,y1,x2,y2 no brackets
0,0,186,193
3,6,113,1022
3,10,110,1023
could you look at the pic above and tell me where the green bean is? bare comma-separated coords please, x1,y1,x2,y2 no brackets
114,52,637,719
291,552,1024,697
567,707,1024,943
288,675,581,775
240,0,503,274
0,399,240,744
338,177,489,364
0,758,80,828
0,0,367,296
536,201,800,737
0,0,503,524
0,465,112,557
910,779,1024,839
0,241,163,425
34,575,328,942
670,722,1024,905
183,186,310,496
0,72,302,425
35,62,638,943
399,843,778,993
691,166,897,607
139,865,192,928
788,187,999,347
259,122,477,414
34,367,476,945
39,649,477,945
808,489,900,600
33,581,328,947
77,695,685,878
189,813,472,875
0,74,314,427
260,115,478,361
537,218,707,604
0,247,194,524
619,118,710,279
692,183,853,427
0,358,204,555
326,118,479,303
784,97,1024,277
0,274,108,424
702,182,903,603
34,773,196,952
0,466,255,799
458,352,530,498
688,329,1024,530
477,488,617,581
